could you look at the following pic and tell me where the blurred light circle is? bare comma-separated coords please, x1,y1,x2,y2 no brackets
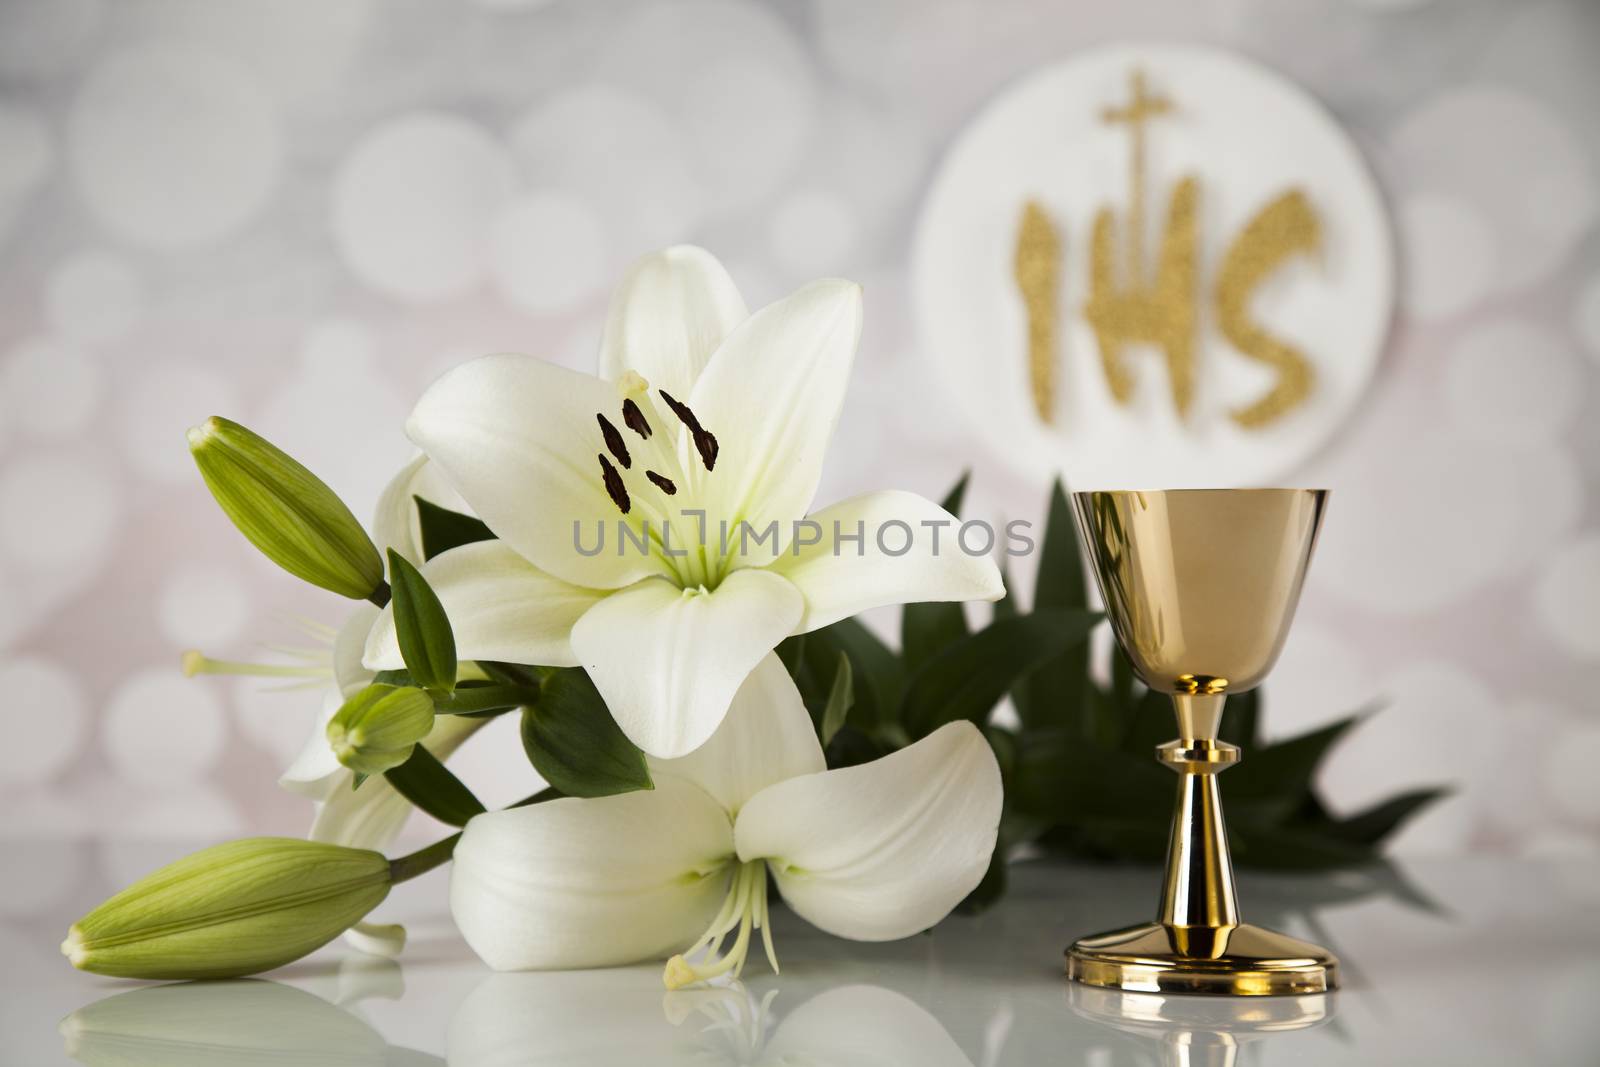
508,85,703,259
1310,384,1575,614
129,0,373,107
1398,194,1493,321
158,564,252,646
0,0,102,80
769,189,858,275
115,359,239,483
115,786,246,840
1574,274,1600,364
1543,724,1600,824
0,337,103,439
45,250,146,344
1444,318,1581,442
489,191,608,315
1535,535,1600,661
1389,87,1596,296
597,1,815,213
0,103,53,202
0,655,87,788
1259,622,1374,739
255,320,411,523
104,670,226,788
332,113,515,302
69,45,283,249
0,451,120,571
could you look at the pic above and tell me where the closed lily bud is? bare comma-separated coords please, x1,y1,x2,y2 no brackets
188,416,385,601
327,684,436,776
62,838,391,980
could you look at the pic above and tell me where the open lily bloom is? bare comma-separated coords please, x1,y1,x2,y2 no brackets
363,246,1003,758
449,654,1002,984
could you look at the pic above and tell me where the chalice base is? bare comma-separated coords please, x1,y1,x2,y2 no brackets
1067,921,1338,996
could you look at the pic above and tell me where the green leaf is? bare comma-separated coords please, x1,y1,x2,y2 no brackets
1019,479,1093,731
1323,787,1450,846
776,633,806,678
819,652,854,746
1225,713,1365,802
900,609,1100,738
900,473,971,670
520,669,652,798
414,496,495,561
387,548,457,694
797,618,904,733
371,668,415,688
383,746,485,827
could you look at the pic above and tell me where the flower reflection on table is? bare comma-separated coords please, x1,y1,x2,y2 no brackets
60,966,973,1067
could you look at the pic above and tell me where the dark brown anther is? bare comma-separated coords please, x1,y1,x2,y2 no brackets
621,398,652,439
658,390,719,472
645,470,678,495
598,454,631,514
596,413,631,469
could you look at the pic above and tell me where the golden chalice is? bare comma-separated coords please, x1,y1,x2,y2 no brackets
1067,488,1338,996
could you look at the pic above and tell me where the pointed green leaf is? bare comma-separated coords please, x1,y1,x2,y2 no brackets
819,652,854,747
1324,787,1451,846
383,746,485,827
798,618,904,731
1018,479,1092,730
414,496,495,561
900,609,1100,738
432,681,540,717
1225,713,1365,801
387,548,457,694
900,473,972,670
520,669,651,798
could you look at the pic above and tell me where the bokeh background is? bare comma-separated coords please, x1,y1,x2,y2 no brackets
0,0,1595,864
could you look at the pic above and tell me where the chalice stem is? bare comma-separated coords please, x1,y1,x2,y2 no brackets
1158,691,1240,931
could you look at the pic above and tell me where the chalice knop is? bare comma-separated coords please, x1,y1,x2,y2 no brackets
1067,489,1338,996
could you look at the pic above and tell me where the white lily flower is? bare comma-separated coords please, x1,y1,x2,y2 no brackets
448,654,1002,985
363,246,1004,758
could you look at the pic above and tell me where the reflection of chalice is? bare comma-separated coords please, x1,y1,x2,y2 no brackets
1068,489,1338,995
1070,983,1333,1066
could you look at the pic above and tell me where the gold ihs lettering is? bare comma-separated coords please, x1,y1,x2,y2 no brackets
1213,189,1320,428
1009,65,1325,432
1014,199,1062,423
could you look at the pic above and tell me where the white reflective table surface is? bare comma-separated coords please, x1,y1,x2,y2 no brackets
4,844,1596,1065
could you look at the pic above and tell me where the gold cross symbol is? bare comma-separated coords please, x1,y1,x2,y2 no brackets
1101,68,1174,279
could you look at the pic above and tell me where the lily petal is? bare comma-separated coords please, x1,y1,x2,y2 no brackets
770,490,1005,632
331,601,380,697
733,721,1001,942
689,279,863,543
650,653,823,816
371,452,472,565
363,540,606,671
598,246,748,400
277,688,347,801
450,777,733,971
570,569,803,759
407,353,661,589
308,715,484,849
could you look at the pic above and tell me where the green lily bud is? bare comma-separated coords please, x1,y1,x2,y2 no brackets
63,838,391,979
188,416,385,601
328,684,436,776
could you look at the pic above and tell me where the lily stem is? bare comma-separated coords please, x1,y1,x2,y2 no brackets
367,580,392,608
388,832,461,884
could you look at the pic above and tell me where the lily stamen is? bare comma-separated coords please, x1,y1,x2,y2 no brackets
181,650,331,680
595,413,632,469
663,860,778,990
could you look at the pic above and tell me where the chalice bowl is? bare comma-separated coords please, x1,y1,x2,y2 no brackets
1067,488,1337,996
